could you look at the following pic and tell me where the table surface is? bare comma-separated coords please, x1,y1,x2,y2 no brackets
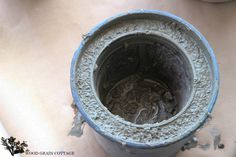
0,0,236,157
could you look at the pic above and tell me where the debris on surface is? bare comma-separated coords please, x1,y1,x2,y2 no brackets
69,102,85,137
218,143,224,149
105,74,177,124
71,101,78,114
199,143,211,151
210,127,224,150
182,136,198,151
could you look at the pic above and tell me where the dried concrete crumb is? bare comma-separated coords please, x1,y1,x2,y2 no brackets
69,102,85,137
71,101,78,114
199,143,210,151
218,143,224,149
182,136,198,151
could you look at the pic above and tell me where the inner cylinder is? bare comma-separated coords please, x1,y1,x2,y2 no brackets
94,34,193,124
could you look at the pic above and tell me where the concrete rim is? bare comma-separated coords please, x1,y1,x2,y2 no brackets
70,9,219,148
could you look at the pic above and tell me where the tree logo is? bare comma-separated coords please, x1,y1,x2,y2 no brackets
1,136,29,156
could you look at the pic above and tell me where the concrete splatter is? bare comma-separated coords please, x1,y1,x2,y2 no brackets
69,102,85,137
199,143,211,151
210,127,224,150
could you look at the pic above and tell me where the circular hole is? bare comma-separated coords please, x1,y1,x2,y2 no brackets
94,34,193,124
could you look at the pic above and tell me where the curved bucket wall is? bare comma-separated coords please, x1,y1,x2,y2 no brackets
70,10,219,157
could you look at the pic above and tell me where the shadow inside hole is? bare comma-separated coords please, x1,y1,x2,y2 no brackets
94,34,193,124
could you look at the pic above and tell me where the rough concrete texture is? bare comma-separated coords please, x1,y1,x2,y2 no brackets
74,14,216,145
1,0,236,157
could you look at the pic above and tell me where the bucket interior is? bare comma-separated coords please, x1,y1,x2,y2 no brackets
94,34,193,124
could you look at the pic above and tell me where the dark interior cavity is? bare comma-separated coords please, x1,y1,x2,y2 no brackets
93,34,193,124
